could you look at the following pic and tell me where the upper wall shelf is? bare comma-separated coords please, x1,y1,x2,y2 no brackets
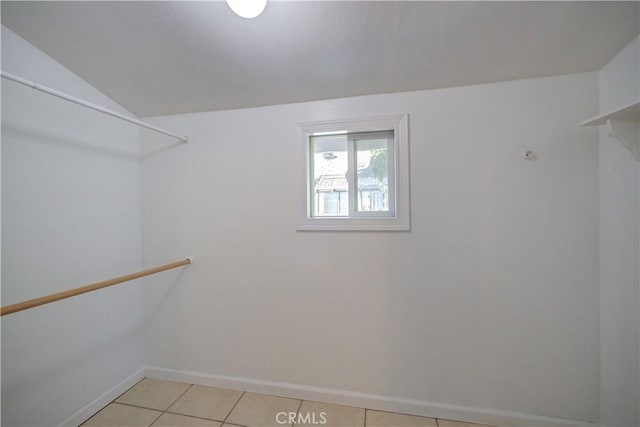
580,100,640,160
580,101,640,126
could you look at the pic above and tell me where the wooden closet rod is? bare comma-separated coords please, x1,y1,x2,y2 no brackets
1,71,188,143
1,258,192,317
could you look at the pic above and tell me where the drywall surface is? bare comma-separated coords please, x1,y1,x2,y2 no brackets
1,26,145,426
598,35,640,427
142,72,600,422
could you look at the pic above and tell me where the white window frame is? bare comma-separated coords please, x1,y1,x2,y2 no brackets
297,114,410,231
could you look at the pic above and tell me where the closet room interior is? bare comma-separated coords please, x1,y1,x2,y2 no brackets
1,1,639,427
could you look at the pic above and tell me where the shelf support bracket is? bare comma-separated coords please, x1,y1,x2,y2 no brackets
606,118,640,161
580,101,639,162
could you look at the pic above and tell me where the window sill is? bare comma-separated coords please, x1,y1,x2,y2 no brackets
297,217,410,231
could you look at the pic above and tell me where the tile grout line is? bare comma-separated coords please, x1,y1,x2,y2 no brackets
158,383,248,425
100,379,193,426
162,409,218,423
110,401,170,412
221,391,246,425
164,383,193,414
295,399,304,417
82,375,148,424
117,376,146,402
150,382,193,427
292,398,304,427
147,408,164,427
364,406,441,421
163,408,230,424
160,407,248,426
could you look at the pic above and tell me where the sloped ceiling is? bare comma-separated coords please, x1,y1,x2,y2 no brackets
2,1,638,117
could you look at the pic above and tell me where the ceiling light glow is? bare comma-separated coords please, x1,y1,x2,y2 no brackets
226,0,267,19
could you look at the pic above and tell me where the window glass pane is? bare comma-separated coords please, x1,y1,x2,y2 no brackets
310,134,348,217
355,135,390,212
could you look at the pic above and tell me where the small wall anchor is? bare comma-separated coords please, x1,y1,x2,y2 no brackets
523,150,536,160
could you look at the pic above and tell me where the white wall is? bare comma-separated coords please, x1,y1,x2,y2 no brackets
142,72,600,423
598,35,640,427
1,26,145,426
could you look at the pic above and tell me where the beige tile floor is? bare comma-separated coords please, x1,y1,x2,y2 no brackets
81,378,492,427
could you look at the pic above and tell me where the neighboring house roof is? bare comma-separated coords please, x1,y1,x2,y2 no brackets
315,175,348,193
314,149,387,193
315,168,385,193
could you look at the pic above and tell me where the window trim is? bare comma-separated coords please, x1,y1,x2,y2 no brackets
297,114,410,231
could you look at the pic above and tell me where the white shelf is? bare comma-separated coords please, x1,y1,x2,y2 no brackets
580,100,640,160
580,101,639,126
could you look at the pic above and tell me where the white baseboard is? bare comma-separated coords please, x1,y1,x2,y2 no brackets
145,367,595,427
58,367,145,427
